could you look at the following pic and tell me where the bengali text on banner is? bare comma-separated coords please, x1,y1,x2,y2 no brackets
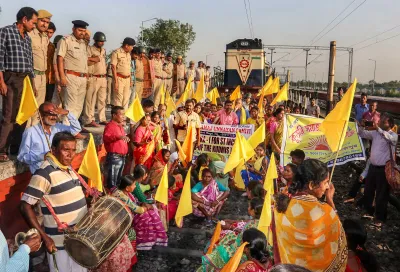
281,114,366,167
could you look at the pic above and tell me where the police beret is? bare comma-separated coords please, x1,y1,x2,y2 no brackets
37,10,52,19
72,20,89,29
123,37,136,46
166,52,172,57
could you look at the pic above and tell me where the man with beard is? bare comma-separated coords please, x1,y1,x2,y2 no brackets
18,102,81,174
83,31,107,127
57,20,89,138
174,55,186,97
27,9,52,127
213,100,238,125
173,99,201,146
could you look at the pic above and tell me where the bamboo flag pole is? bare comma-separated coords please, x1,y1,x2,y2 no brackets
329,120,348,183
37,110,52,152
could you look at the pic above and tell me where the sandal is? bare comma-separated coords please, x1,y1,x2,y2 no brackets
0,154,10,162
361,214,374,220
369,222,382,231
343,198,355,204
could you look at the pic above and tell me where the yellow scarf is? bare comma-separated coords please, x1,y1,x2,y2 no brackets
253,156,264,171
45,152,69,170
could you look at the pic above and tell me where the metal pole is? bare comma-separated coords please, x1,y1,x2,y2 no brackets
348,49,353,87
141,21,144,45
326,41,336,114
373,61,376,93
305,49,310,84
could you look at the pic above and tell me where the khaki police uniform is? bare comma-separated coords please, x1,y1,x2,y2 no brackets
205,69,211,92
152,58,163,109
163,61,173,94
186,68,195,95
57,34,88,121
111,48,131,109
194,67,204,92
175,63,186,96
28,28,49,126
106,64,113,105
51,50,63,107
83,46,107,124
135,57,144,100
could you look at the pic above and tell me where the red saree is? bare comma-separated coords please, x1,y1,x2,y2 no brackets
133,125,155,169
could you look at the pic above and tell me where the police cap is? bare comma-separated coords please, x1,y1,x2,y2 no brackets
139,47,146,54
93,32,106,42
166,52,172,57
122,37,136,46
154,48,161,53
37,10,52,19
72,20,89,29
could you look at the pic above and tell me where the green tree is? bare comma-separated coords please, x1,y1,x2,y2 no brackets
138,19,196,59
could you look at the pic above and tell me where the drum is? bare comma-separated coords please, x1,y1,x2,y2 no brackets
64,196,133,268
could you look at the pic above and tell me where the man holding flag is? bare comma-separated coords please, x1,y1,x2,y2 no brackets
0,7,38,161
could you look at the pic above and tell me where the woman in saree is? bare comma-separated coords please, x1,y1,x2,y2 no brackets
236,228,273,272
279,163,297,194
131,114,157,169
113,167,168,251
241,144,270,187
270,108,285,154
151,111,164,152
157,104,171,149
191,169,230,226
274,159,347,272
148,149,183,190
198,198,264,272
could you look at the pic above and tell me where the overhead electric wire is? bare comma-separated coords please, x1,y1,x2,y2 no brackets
349,23,400,47
243,0,254,38
247,0,255,38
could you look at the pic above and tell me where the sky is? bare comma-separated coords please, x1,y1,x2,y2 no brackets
1,0,399,84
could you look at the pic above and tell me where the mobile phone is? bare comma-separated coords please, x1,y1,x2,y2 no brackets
365,121,373,127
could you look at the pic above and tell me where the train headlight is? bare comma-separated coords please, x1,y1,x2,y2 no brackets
240,41,249,47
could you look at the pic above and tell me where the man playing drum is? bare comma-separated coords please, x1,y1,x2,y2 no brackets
21,132,88,272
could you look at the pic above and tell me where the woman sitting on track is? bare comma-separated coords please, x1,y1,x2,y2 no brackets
241,143,269,187
112,167,168,251
275,159,347,272
236,228,273,272
198,197,264,272
191,169,230,226
279,163,297,194
148,148,183,190
270,108,285,154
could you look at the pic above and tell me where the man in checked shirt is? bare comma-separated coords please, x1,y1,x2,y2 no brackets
0,7,38,162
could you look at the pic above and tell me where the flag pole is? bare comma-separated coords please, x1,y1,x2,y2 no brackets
37,110,52,152
329,121,348,183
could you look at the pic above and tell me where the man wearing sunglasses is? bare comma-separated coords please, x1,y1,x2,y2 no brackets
17,102,82,174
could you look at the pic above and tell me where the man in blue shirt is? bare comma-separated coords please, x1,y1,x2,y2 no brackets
18,102,81,173
354,92,369,122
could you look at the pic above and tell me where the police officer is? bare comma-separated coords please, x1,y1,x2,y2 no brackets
205,65,211,92
106,63,113,107
50,35,63,107
135,47,146,100
186,60,196,93
57,20,90,138
164,52,173,95
28,9,52,126
83,31,107,126
174,56,186,97
152,48,163,109
110,37,135,109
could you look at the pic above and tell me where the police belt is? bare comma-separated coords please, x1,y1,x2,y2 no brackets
155,75,164,80
93,74,107,78
178,78,185,81
66,70,88,78
116,73,130,79
34,70,46,75
136,78,143,82
165,77,172,80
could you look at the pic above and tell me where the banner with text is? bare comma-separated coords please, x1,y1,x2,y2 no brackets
194,124,255,161
281,114,365,167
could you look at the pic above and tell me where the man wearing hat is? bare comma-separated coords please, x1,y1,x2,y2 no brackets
57,20,90,138
110,37,135,109
135,47,146,100
27,9,52,127
186,60,196,93
152,48,163,109
83,31,107,127
174,55,186,97
164,52,174,94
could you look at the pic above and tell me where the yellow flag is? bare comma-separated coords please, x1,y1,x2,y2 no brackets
240,107,247,125
230,85,241,101
206,87,220,105
220,242,249,272
176,75,192,106
78,133,103,192
258,188,273,245
181,125,195,166
194,73,205,102
258,93,265,118
175,139,187,165
234,161,246,190
264,153,278,191
16,76,39,125
320,78,357,152
159,83,166,105
258,76,273,96
265,76,280,95
248,122,266,149
175,166,193,227
223,131,255,174
155,165,169,205
207,221,222,254
125,96,145,122
166,96,176,117
271,82,289,106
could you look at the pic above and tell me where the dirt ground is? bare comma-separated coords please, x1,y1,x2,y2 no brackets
135,164,400,272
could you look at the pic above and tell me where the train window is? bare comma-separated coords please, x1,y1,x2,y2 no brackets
240,41,249,47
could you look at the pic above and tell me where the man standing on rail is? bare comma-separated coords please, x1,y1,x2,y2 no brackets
27,9,52,127
110,37,135,110
57,20,89,139
175,55,186,98
354,92,369,123
0,7,38,162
